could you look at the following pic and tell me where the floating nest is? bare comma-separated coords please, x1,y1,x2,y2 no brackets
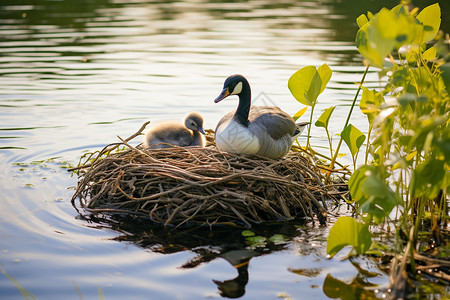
71,122,348,228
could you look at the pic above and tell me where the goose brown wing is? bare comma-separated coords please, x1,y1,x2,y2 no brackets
248,106,296,140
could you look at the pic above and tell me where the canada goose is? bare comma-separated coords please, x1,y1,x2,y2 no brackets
214,74,308,159
143,112,206,149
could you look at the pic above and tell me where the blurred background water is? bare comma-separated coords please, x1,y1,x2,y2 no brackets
1,0,448,299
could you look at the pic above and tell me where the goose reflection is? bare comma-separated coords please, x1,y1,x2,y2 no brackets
212,249,258,298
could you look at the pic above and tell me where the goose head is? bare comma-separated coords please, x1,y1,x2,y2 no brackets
214,74,249,103
214,75,251,126
184,112,206,135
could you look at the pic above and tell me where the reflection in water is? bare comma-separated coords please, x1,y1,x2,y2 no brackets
322,258,382,300
92,216,303,298
212,249,256,298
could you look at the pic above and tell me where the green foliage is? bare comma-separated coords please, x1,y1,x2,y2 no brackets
288,64,331,106
359,87,383,125
327,216,372,258
416,3,441,43
327,2,449,261
341,124,365,170
315,106,336,157
288,63,332,147
292,106,308,122
315,106,335,129
355,3,441,68
349,165,400,224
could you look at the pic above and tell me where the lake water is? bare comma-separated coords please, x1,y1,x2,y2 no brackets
1,0,447,299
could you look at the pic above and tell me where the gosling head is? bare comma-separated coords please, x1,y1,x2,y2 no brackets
184,112,206,134
214,74,247,103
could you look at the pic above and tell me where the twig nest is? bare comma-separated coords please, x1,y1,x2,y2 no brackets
71,127,336,228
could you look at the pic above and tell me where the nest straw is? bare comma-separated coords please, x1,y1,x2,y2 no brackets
71,122,346,228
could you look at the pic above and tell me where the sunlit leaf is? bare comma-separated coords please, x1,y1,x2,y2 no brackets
348,165,400,224
293,107,308,121
406,150,417,161
390,4,405,17
341,124,366,159
422,47,436,60
288,66,320,106
315,106,335,129
356,23,384,68
327,216,372,257
356,14,368,28
359,87,384,124
356,5,424,68
288,64,331,106
416,3,441,43
317,63,332,94
374,107,396,127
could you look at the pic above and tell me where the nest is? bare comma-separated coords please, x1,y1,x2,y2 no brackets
71,122,347,228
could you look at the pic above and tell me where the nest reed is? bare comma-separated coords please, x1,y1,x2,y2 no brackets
71,122,347,228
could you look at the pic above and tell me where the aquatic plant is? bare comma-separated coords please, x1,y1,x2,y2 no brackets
289,1,449,296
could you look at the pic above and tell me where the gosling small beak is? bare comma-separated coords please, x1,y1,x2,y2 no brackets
198,127,206,135
214,87,230,103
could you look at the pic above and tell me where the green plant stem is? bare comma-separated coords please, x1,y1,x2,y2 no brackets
364,125,372,165
307,104,315,149
329,64,370,172
325,127,333,159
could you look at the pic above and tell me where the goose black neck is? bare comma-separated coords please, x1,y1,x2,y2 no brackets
233,80,251,127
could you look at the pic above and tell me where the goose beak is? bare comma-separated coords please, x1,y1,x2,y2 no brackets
198,127,206,135
214,87,230,103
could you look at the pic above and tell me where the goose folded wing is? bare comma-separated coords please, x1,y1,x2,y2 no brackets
248,106,296,140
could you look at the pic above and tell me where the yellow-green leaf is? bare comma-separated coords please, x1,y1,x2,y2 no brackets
423,47,436,60
416,3,441,43
317,63,332,94
288,65,324,106
406,150,417,161
293,107,308,121
315,106,335,129
359,87,384,124
327,216,372,257
356,14,368,28
341,124,366,159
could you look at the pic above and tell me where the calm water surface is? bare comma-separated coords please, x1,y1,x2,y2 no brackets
3,0,446,299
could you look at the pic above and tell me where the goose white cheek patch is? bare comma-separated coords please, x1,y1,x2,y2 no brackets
230,82,243,95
